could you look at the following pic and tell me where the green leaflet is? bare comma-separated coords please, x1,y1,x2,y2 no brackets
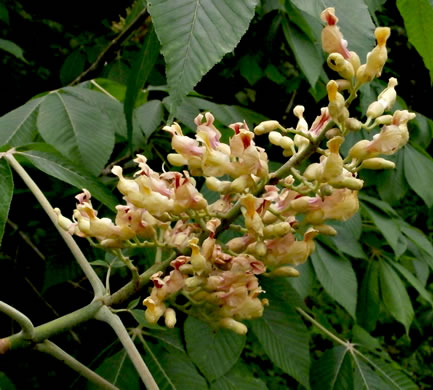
143,344,208,390
403,144,433,208
357,261,380,332
184,316,245,382
311,346,353,390
0,98,41,147
361,202,404,257
397,0,433,81
37,91,115,176
15,143,118,210
379,259,414,334
148,0,260,113
87,349,139,390
250,298,310,388
281,14,323,87
124,26,160,153
210,363,268,390
0,39,27,63
0,158,13,246
310,243,357,318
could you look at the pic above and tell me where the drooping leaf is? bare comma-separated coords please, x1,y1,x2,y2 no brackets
87,349,139,390
310,346,353,390
184,316,245,382
144,344,208,390
397,0,433,81
124,26,160,152
403,144,433,207
37,91,115,176
361,203,402,256
146,327,185,352
0,98,41,147
379,259,414,334
357,261,380,332
261,276,305,309
134,100,164,140
239,55,263,86
0,158,13,246
15,143,118,210
210,362,268,390
281,15,322,87
250,298,310,388
310,243,357,318
148,0,260,112
0,39,27,62
358,193,399,217
387,259,433,306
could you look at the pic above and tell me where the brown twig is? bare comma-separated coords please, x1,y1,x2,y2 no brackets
68,7,149,86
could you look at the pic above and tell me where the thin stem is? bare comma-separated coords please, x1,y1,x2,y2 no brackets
36,340,119,390
296,307,347,347
5,153,105,297
90,80,117,100
68,7,149,86
7,300,103,351
96,307,159,390
107,255,174,307
0,301,34,339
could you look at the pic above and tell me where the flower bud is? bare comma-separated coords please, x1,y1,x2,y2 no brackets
219,318,248,335
325,128,342,139
327,53,354,80
263,222,292,238
345,118,362,131
255,241,267,257
164,308,177,328
279,136,294,150
269,131,282,145
293,105,309,133
335,79,352,91
360,158,395,170
347,139,373,161
331,176,364,190
290,196,314,213
294,134,310,152
206,177,230,193
327,80,349,124
314,224,338,236
375,115,393,125
268,266,300,277
167,153,188,166
254,120,281,135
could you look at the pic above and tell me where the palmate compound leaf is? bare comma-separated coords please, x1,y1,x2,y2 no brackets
310,243,357,318
250,298,310,388
184,316,246,382
148,0,260,113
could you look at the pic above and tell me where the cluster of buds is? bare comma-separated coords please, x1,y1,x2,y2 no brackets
56,8,415,334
